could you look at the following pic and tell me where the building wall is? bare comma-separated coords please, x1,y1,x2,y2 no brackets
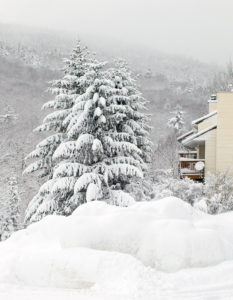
205,129,217,174
197,114,217,174
208,101,217,113
198,114,217,132
216,92,233,175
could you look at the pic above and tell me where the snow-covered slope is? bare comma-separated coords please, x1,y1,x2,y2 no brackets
1,197,233,299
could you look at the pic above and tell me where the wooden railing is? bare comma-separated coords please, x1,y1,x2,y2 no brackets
179,158,205,180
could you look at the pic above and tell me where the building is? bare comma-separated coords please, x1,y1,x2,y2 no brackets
178,92,233,180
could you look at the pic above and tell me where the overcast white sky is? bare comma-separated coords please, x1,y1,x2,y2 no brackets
0,0,232,65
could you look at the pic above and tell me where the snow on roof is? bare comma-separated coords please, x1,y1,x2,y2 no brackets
208,99,217,104
179,158,205,161
192,111,217,125
182,124,217,145
178,150,197,153
177,129,194,142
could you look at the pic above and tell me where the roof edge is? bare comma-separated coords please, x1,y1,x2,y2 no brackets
182,124,217,145
192,110,217,125
177,129,194,142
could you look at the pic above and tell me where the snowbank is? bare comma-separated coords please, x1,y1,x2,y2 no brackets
1,197,233,290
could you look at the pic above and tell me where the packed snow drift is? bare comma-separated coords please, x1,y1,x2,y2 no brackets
1,196,233,296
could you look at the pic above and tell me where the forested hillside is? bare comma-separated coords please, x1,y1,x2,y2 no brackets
0,24,222,218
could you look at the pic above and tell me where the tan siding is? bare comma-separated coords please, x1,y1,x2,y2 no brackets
209,102,217,113
216,92,233,175
205,129,216,174
198,114,217,132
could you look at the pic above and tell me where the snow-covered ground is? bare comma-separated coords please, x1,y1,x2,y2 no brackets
1,197,233,299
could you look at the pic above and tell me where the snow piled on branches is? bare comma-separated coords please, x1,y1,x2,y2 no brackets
0,177,21,240
24,44,152,224
24,42,91,180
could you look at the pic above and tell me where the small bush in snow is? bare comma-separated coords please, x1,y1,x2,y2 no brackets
151,170,233,215
124,177,154,202
204,172,233,214
152,169,203,205
108,190,135,207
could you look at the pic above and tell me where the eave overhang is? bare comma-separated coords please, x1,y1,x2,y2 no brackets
182,124,217,147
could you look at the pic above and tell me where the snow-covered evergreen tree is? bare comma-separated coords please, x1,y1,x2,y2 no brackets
1,177,21,240
24,41,91,179
0,104,18,127
25,57,108,222
167,107,185,134
109,59,152,163
25,56,152,223
107,59,153,203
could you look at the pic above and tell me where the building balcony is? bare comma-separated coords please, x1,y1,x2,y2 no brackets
179,151,205,180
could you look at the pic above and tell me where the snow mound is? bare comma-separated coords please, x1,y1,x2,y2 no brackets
1,197,233,290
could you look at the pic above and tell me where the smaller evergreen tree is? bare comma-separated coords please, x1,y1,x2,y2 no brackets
1,177,21,240
167,107,185,134
0,104,18,127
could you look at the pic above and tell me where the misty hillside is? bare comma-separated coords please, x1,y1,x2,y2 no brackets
0,24,221,216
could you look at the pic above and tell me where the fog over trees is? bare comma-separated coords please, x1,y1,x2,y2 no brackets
0,23,231,221
1,1,233,299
